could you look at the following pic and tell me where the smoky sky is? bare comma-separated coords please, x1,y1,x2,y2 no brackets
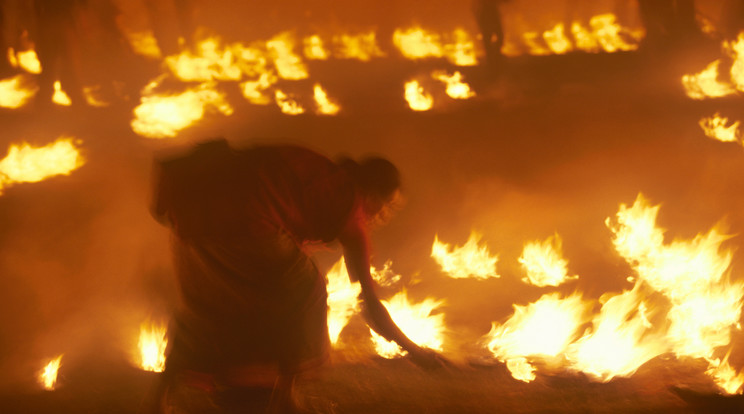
1,0,744,390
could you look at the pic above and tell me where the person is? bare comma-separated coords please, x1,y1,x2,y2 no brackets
472,0,508,66
146,138,445,413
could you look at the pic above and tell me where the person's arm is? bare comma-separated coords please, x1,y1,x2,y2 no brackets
337,207,447,368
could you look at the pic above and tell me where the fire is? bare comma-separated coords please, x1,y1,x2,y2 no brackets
266,32,308,80
274,90,304,115
726,32,744,91
0,137,85,193
313,84,340,115
125,31,162,59
8,48,42,74
404,80,433,111
0,74,38,108
333,32,386,61
39,355,63,390
431,232,499,280
393,27,477,66
326,257,361,345
588,14,642,53
570,22,601,52
519,233,578,287
303,35,329,60
139,321,168,372
165,37,245,82
699,113,741,144
52,81,72,106
240,72,277,105
82,86,110,108
566,283,666,382
682,60,737,100
131,82,234,138
706,352,744,395
431,71,475,100
543,23,573,55
484,292,591,382
370,291,446,358
606,194,744,391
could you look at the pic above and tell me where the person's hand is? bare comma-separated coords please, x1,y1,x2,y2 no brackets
406,345,453,370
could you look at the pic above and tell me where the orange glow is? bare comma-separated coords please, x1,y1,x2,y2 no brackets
0,137,84,193
699,113,741,144
404,80,433,111
570,22,601,52
727,32,744,91
267,32,308,80
519,233,578,287
165,37,244,82
131,81,234,138
303,35,329,60
393,27,477,66
313,84,340,115
274,90,304,115
125,31,162,59
39,355,63,390
682,60,737,100
52,81,72,106
333,31,385,61
543,23,573,54
567,283,666,382
432,71,475,100
139,321,168,372
431,232,499,280
8,48,42,74
589,14,642,53
0,74,38,108
485,292,591,382
370,291,446,358
326,257,361,345
240,72,277,105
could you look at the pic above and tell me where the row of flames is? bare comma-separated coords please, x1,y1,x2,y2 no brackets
39,193,742,394
0,13,643,138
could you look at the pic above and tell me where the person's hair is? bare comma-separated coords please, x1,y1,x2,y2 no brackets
338,156,401,201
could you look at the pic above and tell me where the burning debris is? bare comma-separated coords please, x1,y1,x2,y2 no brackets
699,113,741,144
0,74,38,109
403,80,434,111
519,233,577,287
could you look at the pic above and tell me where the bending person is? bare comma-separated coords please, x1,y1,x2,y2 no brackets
146,138,444,413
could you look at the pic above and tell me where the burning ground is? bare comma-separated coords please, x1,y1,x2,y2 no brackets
1,1,744,413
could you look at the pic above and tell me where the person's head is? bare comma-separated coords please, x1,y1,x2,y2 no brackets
338,155,403,225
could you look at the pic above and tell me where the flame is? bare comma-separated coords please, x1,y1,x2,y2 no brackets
126,31,162,59
446,29,478,66
0,74,38,108
267,32,308,80
606,194,744,391
240,72,277,105
8,48,42,74
370,291,446,358
39,355,63,390
52,81,72,106
431,232,499,280
519,233,578,287
699,113,741,144
313,84,340,115
706,351,744,395
566,284,667,382
727,32,744,91
0,137,84,193
82,86,110,107
570,22,601,52
682,60,737,100
326,257,362,345
393,27,443,60
165,37,245,82
303,35,329,60
139,321,168,372
589,14,641,53
333,32,385,61
404,80,433,111
431,71,475,100
485,292,591,382
543,23,573,54
274,90,304,115
131,82,233,138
